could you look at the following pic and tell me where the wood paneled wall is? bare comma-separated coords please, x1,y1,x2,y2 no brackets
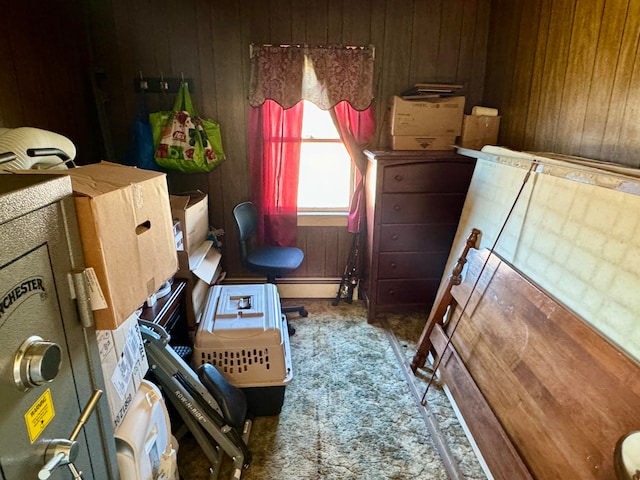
8,1,640,280
82,0,491,279
0,1,100,162
0,1,490,281
485,0,640,167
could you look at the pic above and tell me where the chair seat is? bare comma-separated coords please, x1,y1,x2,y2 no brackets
246,245,304,274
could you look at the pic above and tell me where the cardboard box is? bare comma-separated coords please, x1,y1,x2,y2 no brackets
66,162,178,330
460,114,501,150
169,193,209,253
389,95,465,136
388,135,456,151
96,312,149,429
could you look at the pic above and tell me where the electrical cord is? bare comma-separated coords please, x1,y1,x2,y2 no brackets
421,159,539,404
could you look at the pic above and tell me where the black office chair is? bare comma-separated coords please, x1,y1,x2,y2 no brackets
233,202,308,335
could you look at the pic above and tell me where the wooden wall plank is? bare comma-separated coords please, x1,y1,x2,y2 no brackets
505,0,541,147
0,10,21,127
209,0,247,276
375,0,415,147
578,0,629,159
342,1,371,46
455,0,478,92
467,0,490,112
270,0,293,43
327,0,343,44
599,1,640,163
486,0,523,142
409,0,442,86
522,0,552,149
369,0,388,146
436,0,464,83
306,0,329,45
527,0,577,151
553,0,605,155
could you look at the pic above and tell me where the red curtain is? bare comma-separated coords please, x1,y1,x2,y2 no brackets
248,45,376,246
331,101,376,232
248,99,304,246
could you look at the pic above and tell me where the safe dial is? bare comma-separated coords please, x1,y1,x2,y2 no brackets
13,336,62,391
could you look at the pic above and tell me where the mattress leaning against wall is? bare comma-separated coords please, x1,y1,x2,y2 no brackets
448,145,640,363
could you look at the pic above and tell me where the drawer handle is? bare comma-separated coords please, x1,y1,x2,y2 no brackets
391,234,398,241
388,289,395,296
393,204,401,211
395,174,403,182
390,263,397,269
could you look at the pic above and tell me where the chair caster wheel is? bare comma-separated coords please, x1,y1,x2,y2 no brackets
287,323,296,337
300,309,308,317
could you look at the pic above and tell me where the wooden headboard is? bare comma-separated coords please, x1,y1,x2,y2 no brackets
412,231,640,479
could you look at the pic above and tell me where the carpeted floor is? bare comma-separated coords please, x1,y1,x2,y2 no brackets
176,298,486,480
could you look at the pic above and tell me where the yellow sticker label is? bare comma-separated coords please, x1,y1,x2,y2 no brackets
24,388,55,443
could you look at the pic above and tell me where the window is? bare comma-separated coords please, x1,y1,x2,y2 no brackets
297,100,353,213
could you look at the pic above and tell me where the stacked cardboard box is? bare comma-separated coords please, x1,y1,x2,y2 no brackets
96,312,149,429
170,192,223,329
388,95,465,151
19,161,178,329
459,107,501,150
19,162,177,429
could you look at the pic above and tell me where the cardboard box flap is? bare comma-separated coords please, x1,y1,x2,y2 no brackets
192,243,222,284
65,161,167,197
189,240,213,270
169,195,190,213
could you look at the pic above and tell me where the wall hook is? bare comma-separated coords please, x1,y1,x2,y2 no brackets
138,70,148,91
160,72,168,91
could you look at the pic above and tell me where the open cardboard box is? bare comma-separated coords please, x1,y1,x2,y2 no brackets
170,192,209,253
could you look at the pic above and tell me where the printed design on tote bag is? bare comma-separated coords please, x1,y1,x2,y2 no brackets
150,82,225,173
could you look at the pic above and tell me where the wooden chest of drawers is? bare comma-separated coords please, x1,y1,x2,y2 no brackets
362,149,474,323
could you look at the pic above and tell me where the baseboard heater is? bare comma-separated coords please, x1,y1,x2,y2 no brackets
223,277,355,299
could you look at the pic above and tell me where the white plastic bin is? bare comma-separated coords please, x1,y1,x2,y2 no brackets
114,379,179,480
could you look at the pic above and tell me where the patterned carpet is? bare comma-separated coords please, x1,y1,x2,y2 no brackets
176,298,486,480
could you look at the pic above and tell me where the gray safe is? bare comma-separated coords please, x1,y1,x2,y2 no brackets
0,174,119,479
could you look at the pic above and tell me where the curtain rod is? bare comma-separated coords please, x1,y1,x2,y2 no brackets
250,43,375,58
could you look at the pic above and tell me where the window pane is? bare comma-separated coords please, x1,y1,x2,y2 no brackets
301,100,340,139
298,142,351,210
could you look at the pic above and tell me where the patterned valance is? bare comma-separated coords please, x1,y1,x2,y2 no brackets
249,44,375,111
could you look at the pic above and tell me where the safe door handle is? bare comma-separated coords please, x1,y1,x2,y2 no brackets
38,390,102,479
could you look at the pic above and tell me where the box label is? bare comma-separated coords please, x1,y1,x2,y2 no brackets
110,323,141,399
85,267,108,311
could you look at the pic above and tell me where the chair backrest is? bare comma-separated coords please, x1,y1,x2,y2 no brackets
232,202,258,265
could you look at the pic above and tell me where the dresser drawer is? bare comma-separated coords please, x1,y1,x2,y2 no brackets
379,224,457,252
376,279,440,305
380,193,466,224
382,162,474,193
377,252,448,279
